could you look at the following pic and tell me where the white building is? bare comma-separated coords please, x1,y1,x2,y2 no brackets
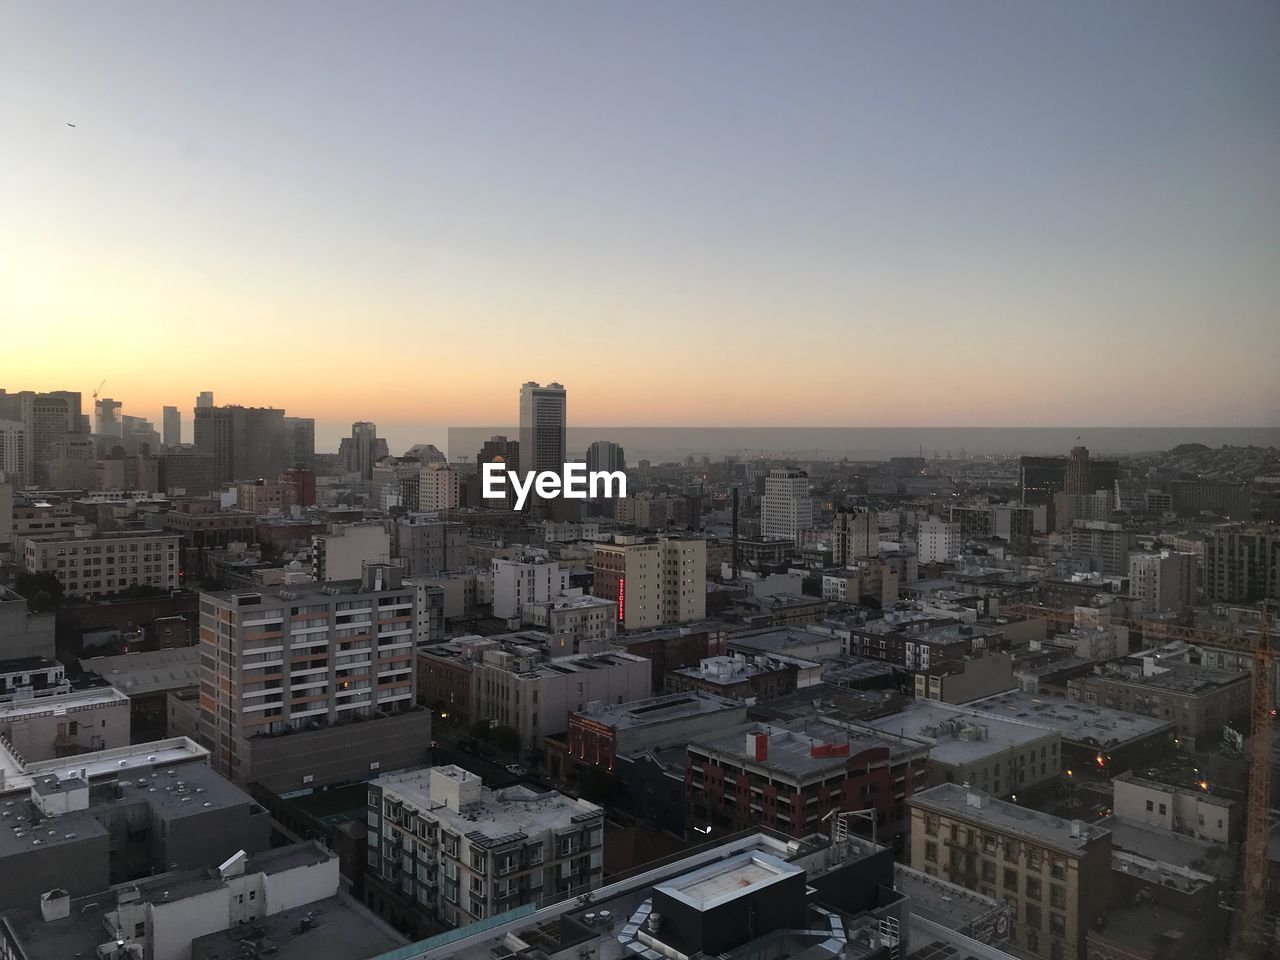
1111,770,1238,844
1127,551,1195,613
311,521,390,582
760,469,813,541
491,553,569,621
20,531,180,599
521,593,617,651
591,535,707,629
368,765,603,927
917,516,959,564
420,463,461,511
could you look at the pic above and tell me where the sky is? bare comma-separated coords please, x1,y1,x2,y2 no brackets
2,1,1278,451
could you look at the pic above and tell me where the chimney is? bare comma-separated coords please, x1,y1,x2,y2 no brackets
1070,820,1084,838
966,791,988,809
748,731,768,761
39,889,70,922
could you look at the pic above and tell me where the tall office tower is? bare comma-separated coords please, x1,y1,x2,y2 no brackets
94,397,123,437
760,468,813,541
19,391,82,485
350,421,379,480
518,381,567,478
196,390,214,408
832,509,877,565
0,420,25,485
283,416,316,469
476,435,519,508
1064,444,1092,495
193,404,289,484
1205,526,1280,602
585,440,626,474
198,563,428,789
162,405,181,446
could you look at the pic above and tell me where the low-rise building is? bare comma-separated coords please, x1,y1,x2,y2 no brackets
19,530,181,599
666,652,821,701
365,765,604,931
914,651,1016,704
608,620,729,692
909,784,1112,960
0,686,131,761
312,520,391,582
79,647,201,741
521,592,617,651
1111,770,1240,844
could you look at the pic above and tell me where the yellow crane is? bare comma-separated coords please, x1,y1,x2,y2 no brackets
1003,601,1276,956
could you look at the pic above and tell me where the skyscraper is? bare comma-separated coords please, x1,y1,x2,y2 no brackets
350,421,379,480
585,440,626,475
196,390,214,408
283,416,316,469
518,381,566,478
94,397,123,437
162,405,181,446
760,468,813,541
1064,444,1092,495
193,404,289,484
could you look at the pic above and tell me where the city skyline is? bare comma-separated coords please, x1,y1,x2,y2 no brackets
3,2,1278,429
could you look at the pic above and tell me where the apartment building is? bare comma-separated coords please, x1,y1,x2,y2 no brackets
666,652,820,701
1204,526,1279,602
312,521,391,581
918,516,960,564
521,593,617,651
392,514,467,576
909,784,1112,960
20,531,180,599
198,564,431,792
0,686,131,760
1111,771,1240,845
760,469,813,541
236,478,297,515
491,552,568,620
591,535,706,629
366,765,603,930
1068,521,1131,578
686,720,928,841
1127,551,1195,613
831,509,877,565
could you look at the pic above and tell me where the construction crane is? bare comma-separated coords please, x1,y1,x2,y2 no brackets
91,379,106,402
1003,601,1277,956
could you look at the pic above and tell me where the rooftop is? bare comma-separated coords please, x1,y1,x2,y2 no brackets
909,784,1110,854
968,690,1174,749
0,685,129,724
672,652,819,685
1,736,210,798
655,850,801,911
190,893,408,960
864,701,1055,766
1082,659,1249,695
689,720,915,780
79,647,200,696
725,626,840,655
575,692,743,730
893,864,1008,936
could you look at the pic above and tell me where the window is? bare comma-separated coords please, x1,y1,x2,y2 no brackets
1004,842,1018,863
982,861,996,883
1050,914,1066,938
925,842,938,863
1145,800,1154,812
1026,929,1039,952
1158,803,1167,815
1050,885,1066,909
1026,904,1042,928
1026,877,1041,900
1004,868,1018,891
924,815,939,837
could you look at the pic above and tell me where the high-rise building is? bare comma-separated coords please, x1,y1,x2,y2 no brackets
392,514,467,576
591,534,707,629
518,381,567,478
420,463,461,511
196,390,214,408
760,468,812,541
1067,520,1131,577
193,404,289,484
94,397,123,437
917,515,960,563
1169,479,1250,520
162,405,181,446
14,390,82,485
283,415,315,469
585,440,626,474
1063,444,1092,495
1128,551,1195,613
491,552,569,620
1020,453,1119,506
1204,526,1280,602
349,420,379,480
832,509,877,565
198,564,428,791
0,420,25,485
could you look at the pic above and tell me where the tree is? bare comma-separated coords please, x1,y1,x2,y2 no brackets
489,725,520,755
469,720,492,743
15,571,63,613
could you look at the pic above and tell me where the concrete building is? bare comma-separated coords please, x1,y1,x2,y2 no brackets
0,588,55,661
348,420,380,481
0,422,25,487
491,552,569,620
761,469,813,541
521,593,617,651
236,477,296,515
283,415,316,470
918,516,960,564
198,565,430,792
832,509,877,565
162,404,181,446
312,521,390,581
518,381,567,481
158,450,219,496
1204,526,1279,602
0,757,270,915
686,720,928,840
821,560,900,605
44,434,97,488
863,700,1061,796
1068,521,1131,578
1067,659,1249,751
1169,479,1250,520
585,440,625,475
0,659,68,704
1127,551,1195,613
392,514,467,576
565,691,746,773
1111,771,1240,845
366,765,603,929
591,534,707,629
193,405,289,485
19,530,181,599
419,463,461,511
667,652,820,701
0,686,131,761
80,647,201,741
914,651,1016,704
909,784,1112,960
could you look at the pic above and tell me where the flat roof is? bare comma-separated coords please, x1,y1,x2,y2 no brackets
690,720,912,780
726,626,840,654
0,685,129,722
910,784,1109,854
190,893,408,960
968,690,1174,748
864,701,1055,766
655,850,802,911
894,864,1006,932
80,647,200,696
2,737,209,798
575,691,743,730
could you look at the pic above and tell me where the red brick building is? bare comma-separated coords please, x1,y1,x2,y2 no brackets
609,621,729,692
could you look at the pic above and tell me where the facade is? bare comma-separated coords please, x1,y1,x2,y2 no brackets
585,440,626,475
0,587,55,661
491,552,568,620
608,620,730,691
566,691,747,772
521,593,617,650
20,531,180,599
161,404,180,446
832,509,877,565
349,421,379,480
591,535,707,629
283,415,316,470
1204,526,1279,601
909,784,1111,960
1127,551,1194,613
17,391,82,486
1068,521,1130,577
420,463,461,511
761,469,813,541
914,651,1016,704
863,700,1061,796
0,686,131,760
686,720,928,840
392,514,467,576
366,765,603,929
0,421,25,486
1111,771,1239,844
1169,479,1250,520
198,564,429,791
236,477,296,514
193,404,289,485
518,381,567,480
158,450,218,496
918,516,960,563
312,521,391,581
